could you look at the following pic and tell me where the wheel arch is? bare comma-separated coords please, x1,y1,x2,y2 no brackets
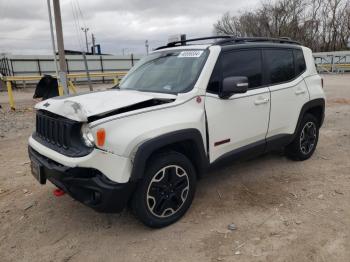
295,98,325,136
130,128,208,181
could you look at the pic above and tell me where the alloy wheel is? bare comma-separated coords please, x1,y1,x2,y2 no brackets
146,165,189,218
300,121,317,155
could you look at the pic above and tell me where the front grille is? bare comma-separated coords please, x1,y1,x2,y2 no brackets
36,111,71,149
33,110,93,157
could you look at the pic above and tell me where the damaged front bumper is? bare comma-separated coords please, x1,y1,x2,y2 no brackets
28,135,132,183
28,146,136,212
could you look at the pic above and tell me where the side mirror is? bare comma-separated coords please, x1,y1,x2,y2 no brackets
219,76,249,99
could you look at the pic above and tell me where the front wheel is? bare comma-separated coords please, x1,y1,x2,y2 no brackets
286,114,319,161
131,151,196,228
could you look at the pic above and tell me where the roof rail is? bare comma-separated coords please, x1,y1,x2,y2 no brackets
155,36,233,50
216,37,301,45
155,36,300,50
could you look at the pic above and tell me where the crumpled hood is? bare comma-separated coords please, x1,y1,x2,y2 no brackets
35,89,176,122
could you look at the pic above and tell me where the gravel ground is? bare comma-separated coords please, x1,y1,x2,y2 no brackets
0,75,349,262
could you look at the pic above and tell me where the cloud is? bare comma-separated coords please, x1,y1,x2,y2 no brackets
0,0,259,55
0,1,46,20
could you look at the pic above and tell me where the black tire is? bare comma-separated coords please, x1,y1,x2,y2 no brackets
131,151,196,228
286,113,319,161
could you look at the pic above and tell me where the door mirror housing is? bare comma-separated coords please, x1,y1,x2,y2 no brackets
219,76,249,99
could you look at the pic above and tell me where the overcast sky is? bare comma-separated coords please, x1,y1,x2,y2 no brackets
0,0,260,55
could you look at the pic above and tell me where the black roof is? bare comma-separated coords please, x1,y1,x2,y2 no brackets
156,36,301,50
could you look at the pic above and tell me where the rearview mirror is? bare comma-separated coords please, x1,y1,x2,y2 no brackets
219,76,249,99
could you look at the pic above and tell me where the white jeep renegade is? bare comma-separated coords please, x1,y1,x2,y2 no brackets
29,37,325,228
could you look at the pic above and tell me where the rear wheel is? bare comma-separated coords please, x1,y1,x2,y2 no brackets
286,114,319,161
132,151,196,228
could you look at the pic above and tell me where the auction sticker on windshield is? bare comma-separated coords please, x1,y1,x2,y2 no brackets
178,50,204,58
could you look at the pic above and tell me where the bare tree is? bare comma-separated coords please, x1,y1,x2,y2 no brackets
214,0,350,51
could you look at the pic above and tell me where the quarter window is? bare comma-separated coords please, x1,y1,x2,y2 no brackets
294,49,306,75
265,49,295,84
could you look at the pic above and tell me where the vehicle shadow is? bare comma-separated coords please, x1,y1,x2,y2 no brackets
34,150,299,234
191,150,302,216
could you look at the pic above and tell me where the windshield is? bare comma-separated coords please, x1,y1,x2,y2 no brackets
119,49,208,94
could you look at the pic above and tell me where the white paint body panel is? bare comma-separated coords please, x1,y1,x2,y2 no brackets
29,44,325,183
35,90,176,122
28,136,132,183
302,47,325,101
267,47,325,137
267,77,309,137
91,95,207,157
304,74,325,101
205,88,270,162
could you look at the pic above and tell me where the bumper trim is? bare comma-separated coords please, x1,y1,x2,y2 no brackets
28,146,136,213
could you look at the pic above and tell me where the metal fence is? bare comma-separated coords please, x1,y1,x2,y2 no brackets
2,51,349,82
313,51,350,73
0,54,142,83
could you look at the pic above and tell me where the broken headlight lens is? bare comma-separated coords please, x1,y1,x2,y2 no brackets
81,124,95,147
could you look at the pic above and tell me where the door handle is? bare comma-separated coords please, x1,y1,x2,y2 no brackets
254,97,269,105
295,89,306,95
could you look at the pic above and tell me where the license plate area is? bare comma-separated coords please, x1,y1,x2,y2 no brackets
31,159,46,184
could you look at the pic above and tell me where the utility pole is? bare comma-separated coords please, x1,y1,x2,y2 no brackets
91,33,96,55
81,27,89,53
145,40,149,55
80,27,93,90
82,52,93,91
46,0,59,80
52,0,69,95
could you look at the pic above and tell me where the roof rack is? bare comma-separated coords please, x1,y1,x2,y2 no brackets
155,36,233,50
216,36,301,45
155,36,300,50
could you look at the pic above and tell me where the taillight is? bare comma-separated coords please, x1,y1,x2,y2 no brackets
321,78,324,89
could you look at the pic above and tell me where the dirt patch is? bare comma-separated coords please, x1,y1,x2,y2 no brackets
327,98,350,106
1,76,350,262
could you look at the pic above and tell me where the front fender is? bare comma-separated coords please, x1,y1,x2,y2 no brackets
130,128,208,181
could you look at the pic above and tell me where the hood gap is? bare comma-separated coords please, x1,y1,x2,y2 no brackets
87,98,175,123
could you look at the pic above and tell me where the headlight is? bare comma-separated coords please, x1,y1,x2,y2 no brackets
81,124,94,147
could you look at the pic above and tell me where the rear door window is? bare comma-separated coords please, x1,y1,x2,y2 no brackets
264,49,295,85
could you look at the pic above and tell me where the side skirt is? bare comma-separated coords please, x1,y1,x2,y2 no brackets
209,140,266,170
265,134,293,152
208,134,292,171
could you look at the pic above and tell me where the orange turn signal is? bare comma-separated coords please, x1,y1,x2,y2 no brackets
96,128,106,147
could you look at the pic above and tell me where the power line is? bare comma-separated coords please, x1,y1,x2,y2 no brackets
71,0,85,52
72,0,95,54
70,0,93,91
75,0,88,29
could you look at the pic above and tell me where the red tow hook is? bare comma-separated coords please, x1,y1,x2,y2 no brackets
53,188,65,197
